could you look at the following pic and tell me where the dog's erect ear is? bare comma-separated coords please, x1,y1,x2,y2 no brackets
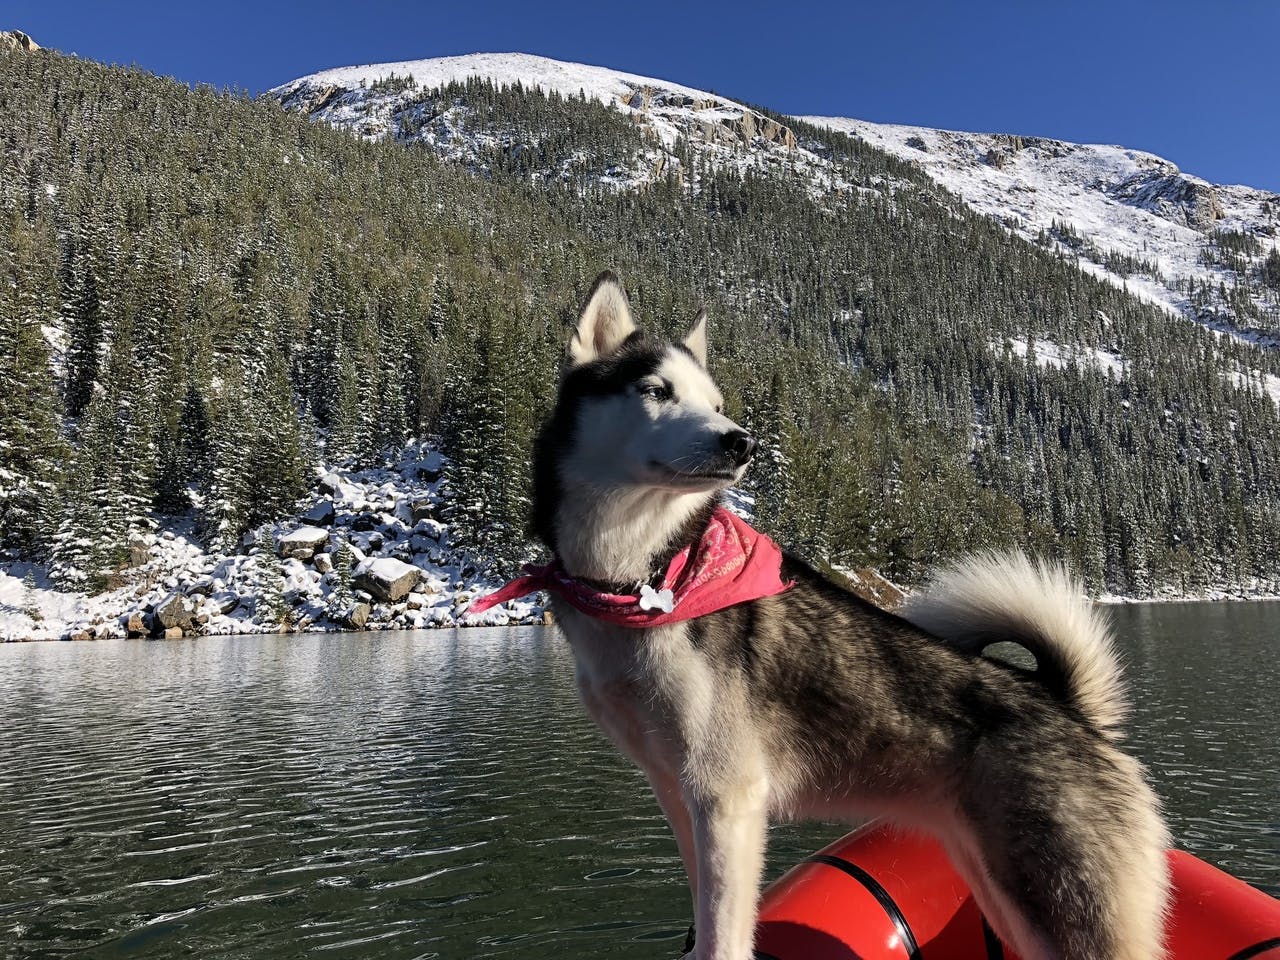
682,308,708,367
569,271,637,366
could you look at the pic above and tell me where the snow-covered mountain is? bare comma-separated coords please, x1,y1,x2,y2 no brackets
803,117,1280,344
272,52,1280,343
270,52,821,189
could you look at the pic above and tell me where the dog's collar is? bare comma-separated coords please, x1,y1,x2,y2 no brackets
566,571,657,596
466,507,793,627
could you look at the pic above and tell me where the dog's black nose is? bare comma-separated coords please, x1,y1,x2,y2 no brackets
721,430,757,466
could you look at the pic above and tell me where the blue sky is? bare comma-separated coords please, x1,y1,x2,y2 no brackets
10,0,1280,190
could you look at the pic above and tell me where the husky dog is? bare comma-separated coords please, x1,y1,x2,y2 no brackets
529,272,1170,960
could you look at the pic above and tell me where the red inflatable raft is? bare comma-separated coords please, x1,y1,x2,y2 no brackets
754,822,1280,959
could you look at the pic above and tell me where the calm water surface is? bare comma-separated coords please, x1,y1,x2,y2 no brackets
0,603,1276,959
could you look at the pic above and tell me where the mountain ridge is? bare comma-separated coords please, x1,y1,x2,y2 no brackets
273,52,1280,343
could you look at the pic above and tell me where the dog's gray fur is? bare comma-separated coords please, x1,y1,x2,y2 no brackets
530,272,1170,960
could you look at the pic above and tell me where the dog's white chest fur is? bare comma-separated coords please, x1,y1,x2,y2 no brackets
554,605,695,771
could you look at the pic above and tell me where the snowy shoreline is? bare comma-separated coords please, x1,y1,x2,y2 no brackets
0,441,552,644
1096,592,1280,606
3,434,1276,645
5,590,1280,645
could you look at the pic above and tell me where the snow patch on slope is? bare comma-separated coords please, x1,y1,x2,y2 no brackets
1226,366,1280,406
996,336,1126,377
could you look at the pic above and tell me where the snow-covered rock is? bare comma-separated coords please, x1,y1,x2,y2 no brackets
208,591,240,616
409,497,437,523
277,526,330,560
353,557,420,602
301,499,336,526
153,591,197,633
126,538,150,568
0,30,39,52
337,602,370,630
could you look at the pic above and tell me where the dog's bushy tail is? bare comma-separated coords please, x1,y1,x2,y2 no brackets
901,551,1127,740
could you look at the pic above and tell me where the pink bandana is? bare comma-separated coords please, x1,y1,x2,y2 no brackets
467,508,793,627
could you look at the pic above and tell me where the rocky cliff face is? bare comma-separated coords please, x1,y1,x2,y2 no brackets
0,30,39,52
1107,167,1225,231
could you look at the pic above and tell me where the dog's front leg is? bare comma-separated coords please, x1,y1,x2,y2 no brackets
686,780,768,960
646,767,700,906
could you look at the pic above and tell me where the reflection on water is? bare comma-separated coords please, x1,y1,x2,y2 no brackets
0,604,1275,959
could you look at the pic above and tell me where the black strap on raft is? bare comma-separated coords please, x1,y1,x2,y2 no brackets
1228,937,1280,960
804,854,923,960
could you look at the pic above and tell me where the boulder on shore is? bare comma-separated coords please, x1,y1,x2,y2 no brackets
185,577,214,597
278,526,329,560
350,513,381,532
337,602,371,630
353,557,420,603
153,591,197,632
209,591,240,616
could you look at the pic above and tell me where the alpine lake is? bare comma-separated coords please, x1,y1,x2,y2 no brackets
1,602,1276,959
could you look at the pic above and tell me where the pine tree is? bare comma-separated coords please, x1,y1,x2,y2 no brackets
330,532,354,612
0,211,64,551
63,255,105,418
22,570,42,623
440,308,538,577
155,383,211,513
254,529,289,629
1263,249,1280,291
48,450,112,590
748,370,796,545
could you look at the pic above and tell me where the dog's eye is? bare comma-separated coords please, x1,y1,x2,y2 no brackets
639,383,672,401
715,403,723,413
